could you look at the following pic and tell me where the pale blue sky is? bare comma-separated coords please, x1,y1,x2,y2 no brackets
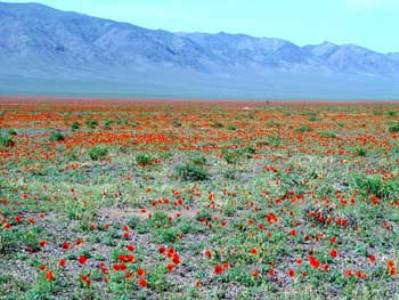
7,0,399,53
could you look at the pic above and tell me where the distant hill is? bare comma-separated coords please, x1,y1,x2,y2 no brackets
0,1,398,99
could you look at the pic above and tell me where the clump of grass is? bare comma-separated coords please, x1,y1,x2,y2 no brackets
171,119,182,128
320,131,337,138
353,147,367,157
148,211,169,228
88,145,108,161
295,125,312,133
49,131,65,142
266,120,281,128
308,116,321,122
71,122,80,131
190,153,207,166
354,174,399,199
103,120,113,130
136,153,154,166
0,135,14,147
385,111,397,117
388,123,399,133
211,121,224,129
85,119,98,129
175,163,209,181
222,149,242,164
226,125,238,131
8,129,17,136
262,135,281,147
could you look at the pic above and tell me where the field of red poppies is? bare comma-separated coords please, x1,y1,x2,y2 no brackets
0,98,399,299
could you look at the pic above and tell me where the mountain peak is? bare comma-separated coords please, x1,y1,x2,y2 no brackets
0,1,398,99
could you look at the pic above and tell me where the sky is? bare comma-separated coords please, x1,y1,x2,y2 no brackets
6,0,399,53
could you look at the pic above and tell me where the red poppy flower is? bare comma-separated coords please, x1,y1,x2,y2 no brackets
137,268,145,277
127,245,135,252
251,270,259,278
138,278,147,288
288,268,296,278
268,268,276,277
250,247,258,255
356,271,368,279
59,258,66,268
39,240,47,248
81,274,91,286
118,255,127,262
166,263,175,272
127,255,135,263
167,247,175,257
330,248,337,258
308,255,320,269
172,253,180,265
203,249,212,259
368,255,375,265
159,245,166,254
296,257,302,266
46,270,55,282
214,264,223,275
61,241,71,251
113,263,121,271
265,213,278,223
387,259,397,276
78,255,88,265
39,265,47,271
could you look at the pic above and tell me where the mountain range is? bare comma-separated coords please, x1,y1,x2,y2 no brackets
0,1,398,99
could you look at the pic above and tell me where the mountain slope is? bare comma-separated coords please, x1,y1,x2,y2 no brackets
0,1,398,99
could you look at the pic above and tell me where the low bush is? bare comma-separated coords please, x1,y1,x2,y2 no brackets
175,163,209,181
88,145,108,161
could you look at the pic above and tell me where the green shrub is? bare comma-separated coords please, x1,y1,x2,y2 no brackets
222,149,242,164
88,145,108,161
308,116,321,122
71,122,80,131
136,153,153,166
176,163,209,181
0,135,14,147
320,131,337,138
266,135,281,147
385,111,397,117
8,129,17,136
127,216,140,229
211,121,224,129
85,119,98,129
191,154,207,166
171,119,182,128
295,125,312,133
354,174,399,199
49,131,65,142
388,123,399,133
226,125,238,131
104,120,113,130
353,147,367,157
148,211,169,229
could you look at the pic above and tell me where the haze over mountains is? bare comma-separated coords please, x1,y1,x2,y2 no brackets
0,1,398,99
